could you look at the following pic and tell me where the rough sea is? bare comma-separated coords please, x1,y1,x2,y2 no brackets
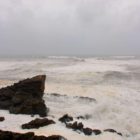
0,56,140,140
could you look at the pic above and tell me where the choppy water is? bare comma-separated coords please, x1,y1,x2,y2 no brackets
0,56,140,140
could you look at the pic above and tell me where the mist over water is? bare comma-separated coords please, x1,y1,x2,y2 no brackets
0,56,140,140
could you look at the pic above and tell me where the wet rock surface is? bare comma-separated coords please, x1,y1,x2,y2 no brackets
104,129,122,136
65,121,97,136
92,129,102,135
59,114,73,123
0,75,48,117
0,130,67,140
59,114,122,137
0,117,4,122
83,128,93,135
22,118,55,129
66,121,83,131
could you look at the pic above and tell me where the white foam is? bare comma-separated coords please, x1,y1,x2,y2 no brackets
0,56,140,140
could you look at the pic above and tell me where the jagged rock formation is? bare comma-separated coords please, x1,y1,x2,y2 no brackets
0,130,67,140
0,75,48,117
22,118,55,129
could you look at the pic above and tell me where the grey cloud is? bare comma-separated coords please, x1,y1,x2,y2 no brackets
0,0,140,56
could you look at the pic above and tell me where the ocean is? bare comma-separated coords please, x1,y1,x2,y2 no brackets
0,56,140,140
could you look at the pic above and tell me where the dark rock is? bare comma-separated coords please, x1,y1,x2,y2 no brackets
83,128,92,135
67,121,77,130
46,135,67,140
66,121,84,131
0,130,14,140
117,132,122,136
59,114,73,123
22,118,55,129
77,122,84,130
0,117,4,122
0,75,48,117
14,132,34,140
65,121,102,136
0,130,67,140
104,129,122,136
92,129,102,135
104,129,117,133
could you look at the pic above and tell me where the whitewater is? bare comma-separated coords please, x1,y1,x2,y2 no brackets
0,56,140,140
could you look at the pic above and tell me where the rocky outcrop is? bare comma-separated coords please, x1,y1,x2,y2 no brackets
0,75,48,117
22,118,55,129
59,114,73,123
0,130,67,140
66,121,102,136
0,117,4,122
66,121,83,131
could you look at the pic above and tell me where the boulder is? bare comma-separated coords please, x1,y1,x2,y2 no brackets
22,118,55,129
59,114,73,123
92,129,102,135
0,130,67,140
0,75,48,117
104,129,117,133
0,117,4,122
83,128,92,135
66,121,84,131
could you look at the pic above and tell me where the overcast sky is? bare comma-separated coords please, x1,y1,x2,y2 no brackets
0,0,140,56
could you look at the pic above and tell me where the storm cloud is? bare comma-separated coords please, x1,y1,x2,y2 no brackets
0,0,140,56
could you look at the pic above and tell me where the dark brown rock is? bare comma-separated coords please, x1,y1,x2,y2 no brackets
0,130,67,140
83,128,92,135
0,117,4,122
0,75,48,117
117,132,122,136
104,129,117,133
92,129,102,135
22,118,55,129
0,130,14,140
59,114,73,123
46,135,67,140
66,121,84,131
104,129,122,136
14,132,34,140
65,121,102,136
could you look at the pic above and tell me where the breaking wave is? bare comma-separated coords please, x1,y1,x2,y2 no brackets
0,56,140,140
